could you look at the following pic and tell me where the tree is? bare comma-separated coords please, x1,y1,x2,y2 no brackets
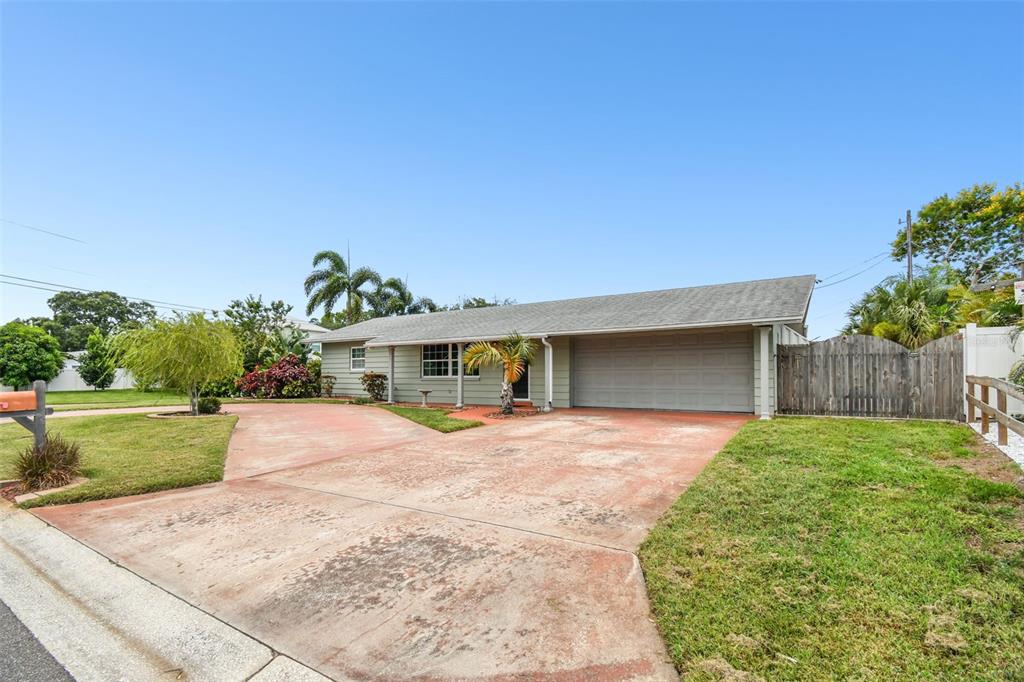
19,291,157,351
312,311,348,330
303,250,381,324
463,332,537,415
0,323,65,389
844,266,962,349
223,295,296,371
892,182,1023,287
367,278,438,317
77,329,116,390
112,313,242,416
442,296,516,311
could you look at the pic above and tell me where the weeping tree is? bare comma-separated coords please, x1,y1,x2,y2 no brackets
463,332,537,415
112,313,242,415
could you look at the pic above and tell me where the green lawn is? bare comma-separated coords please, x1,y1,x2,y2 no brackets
1,413,237,508
46,388,187,412
379,405,482,433
639,418,1024,681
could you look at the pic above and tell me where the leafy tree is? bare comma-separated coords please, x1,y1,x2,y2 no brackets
442,296,517,311
303,250,381,325
77,329,116,390
367,278,437,317
112,313,242,416
844,266,962,349
0,322,65,389
463,332,537,415
18,291,157,351
223,295,297,371
892,183,1023,287
312,311,348,330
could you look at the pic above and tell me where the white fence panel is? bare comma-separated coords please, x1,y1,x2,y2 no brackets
963,323,1024,417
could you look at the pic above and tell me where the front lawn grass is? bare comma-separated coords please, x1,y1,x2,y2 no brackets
47,388,187,412
0,413,237,507
379,405,482,433
639,417,1024,681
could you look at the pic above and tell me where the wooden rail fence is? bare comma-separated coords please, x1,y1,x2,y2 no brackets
966,375,1024,445
777,334,964,420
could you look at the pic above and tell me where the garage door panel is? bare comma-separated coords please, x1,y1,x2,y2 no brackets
573,331,754,412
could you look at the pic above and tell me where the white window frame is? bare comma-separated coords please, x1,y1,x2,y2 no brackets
421,343,479,380
350,346,366,372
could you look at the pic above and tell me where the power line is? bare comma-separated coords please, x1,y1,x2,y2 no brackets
815,256,892,290
1,218,87,244
817,250,890,283
0,280,199,314
0,273,213,312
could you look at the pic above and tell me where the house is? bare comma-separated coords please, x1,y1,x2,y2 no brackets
315,275,815,418
286,317,329,355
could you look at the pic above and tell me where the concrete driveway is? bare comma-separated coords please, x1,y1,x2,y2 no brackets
35,404,748,681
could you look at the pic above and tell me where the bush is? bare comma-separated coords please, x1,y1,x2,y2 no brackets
352,396,374,405
321,374,336,398
201,377,239,398
1009,359,1024,388
197,397,221,414
0,322,65,389
360,372,388,401
78,329,115,390
16,433,82,491
236,354,315,399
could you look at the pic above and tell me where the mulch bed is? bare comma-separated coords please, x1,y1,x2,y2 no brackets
483,409,541,420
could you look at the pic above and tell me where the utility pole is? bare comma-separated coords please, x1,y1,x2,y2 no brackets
899,209,913,283
906,209,913,283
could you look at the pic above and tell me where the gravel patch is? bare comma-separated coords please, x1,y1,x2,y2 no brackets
970,422,1024,469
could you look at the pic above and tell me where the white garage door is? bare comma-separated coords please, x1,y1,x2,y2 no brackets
572,330,754,412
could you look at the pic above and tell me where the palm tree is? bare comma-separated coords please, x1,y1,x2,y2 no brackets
303,251,381,324
463,332,537,414
368,278,438,317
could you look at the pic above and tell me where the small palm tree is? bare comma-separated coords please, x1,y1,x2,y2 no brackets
303,251,381,324
368,278,438,317
463,332,537,415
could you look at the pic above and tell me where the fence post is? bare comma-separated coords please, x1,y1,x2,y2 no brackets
966,379,975,422
997,388,1008,446
980,384,990,434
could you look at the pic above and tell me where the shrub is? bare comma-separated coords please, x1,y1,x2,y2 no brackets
0,322,65,389
236,354,315,399
1009,359,1024,388
197,397,221,414
78,329,116,390
321,374,336,398
352,396,374,405
201,377,239,398
360,372,388,401
16,433,82,491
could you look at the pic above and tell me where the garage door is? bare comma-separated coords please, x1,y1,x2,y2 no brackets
572,330,754,412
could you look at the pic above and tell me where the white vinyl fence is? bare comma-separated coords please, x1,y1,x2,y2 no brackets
963,323,1023,417
1,352,135,392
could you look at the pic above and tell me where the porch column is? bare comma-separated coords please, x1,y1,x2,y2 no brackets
456,342,465,409
758,326,771,420
543,337,554,412
387,346,395,404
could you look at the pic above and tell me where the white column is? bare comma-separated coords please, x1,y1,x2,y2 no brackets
759,326,771,420
456,342,465,409
387,346,395,404
543,337,554,412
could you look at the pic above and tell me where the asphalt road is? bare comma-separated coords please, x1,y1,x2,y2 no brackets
0,599,73,682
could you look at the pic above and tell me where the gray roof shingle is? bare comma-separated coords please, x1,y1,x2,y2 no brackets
315,274,815,346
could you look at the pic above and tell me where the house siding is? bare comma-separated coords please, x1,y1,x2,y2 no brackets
752,327,777,416
321,337,572,408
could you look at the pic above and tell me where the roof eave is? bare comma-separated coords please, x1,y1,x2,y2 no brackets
361,315,806,347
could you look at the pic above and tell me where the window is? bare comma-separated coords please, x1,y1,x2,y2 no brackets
421,344,479,378
350,346,366,371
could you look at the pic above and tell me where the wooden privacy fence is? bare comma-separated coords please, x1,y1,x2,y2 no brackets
966,375,1024,445
777,334,964,420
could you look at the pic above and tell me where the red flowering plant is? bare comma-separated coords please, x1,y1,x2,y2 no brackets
236,354,315,398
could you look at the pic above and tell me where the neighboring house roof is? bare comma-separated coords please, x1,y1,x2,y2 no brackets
287,318,329,335
314,274,816,347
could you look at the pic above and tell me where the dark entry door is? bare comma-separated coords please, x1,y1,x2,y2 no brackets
512,364,530,400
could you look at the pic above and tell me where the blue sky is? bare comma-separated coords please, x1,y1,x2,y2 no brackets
2,1,1021,336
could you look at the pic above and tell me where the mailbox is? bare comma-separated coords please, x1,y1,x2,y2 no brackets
0,391,38,413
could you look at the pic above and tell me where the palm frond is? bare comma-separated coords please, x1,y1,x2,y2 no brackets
311,250,348,275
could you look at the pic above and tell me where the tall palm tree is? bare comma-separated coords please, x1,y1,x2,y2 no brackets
463,332,537,414
303,251,381,324
368,278,438,317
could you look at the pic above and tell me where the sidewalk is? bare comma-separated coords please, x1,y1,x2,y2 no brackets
0,505,331,681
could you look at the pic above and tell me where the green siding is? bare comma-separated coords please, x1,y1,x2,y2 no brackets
320,337,572,408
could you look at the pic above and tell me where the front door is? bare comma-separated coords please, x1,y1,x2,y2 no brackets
512,364,530,400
